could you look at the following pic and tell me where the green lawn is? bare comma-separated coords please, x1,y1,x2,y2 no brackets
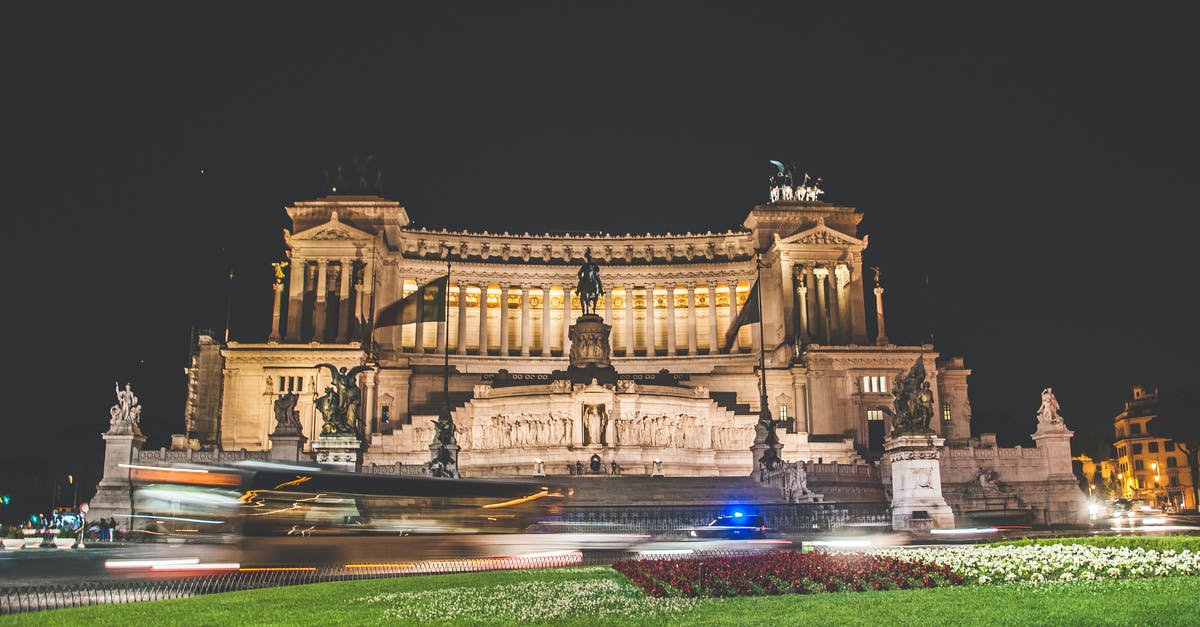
992,535,1200,552
5,567,1200,626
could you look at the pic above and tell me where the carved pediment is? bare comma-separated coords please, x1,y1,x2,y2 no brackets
776,218,867,249
287,211,376,245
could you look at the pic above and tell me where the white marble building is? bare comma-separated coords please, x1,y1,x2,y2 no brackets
170,179,1083,524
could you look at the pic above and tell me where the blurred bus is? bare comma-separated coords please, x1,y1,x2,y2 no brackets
124,461,570,565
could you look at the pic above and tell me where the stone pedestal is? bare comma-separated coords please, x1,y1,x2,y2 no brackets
885,433,954,530
429,442,461,478
567,314,617,385
89,431,146,524
1032,423,1087,525
269,433,309,462
312,436,364,472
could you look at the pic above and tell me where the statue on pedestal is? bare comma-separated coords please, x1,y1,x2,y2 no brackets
880,356,936,437
575,250,604,316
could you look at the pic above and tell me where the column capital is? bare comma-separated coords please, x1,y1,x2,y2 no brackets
812,267,830,280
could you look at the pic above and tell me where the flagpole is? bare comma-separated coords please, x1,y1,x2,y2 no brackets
755,252,769,415
366,237,380,361
443,261,451,412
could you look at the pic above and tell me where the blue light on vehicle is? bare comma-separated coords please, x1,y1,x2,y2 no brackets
733,511,743,518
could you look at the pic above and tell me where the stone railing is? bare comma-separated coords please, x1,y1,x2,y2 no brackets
136,448,295,465
806,462,880,479
944,446,1043,460
362,462,429,476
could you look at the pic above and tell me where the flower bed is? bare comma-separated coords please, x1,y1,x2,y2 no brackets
872,544,1200,585
613,551,963,597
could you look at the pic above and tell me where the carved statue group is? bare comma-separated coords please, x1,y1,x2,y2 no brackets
768,161,824,204
109,382,142,430
880,357,936,436
313,363,372,437
1036,387,1064,426
272,393,304,435
409,411,753,451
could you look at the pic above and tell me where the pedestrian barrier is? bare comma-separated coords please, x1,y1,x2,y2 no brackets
0,549,770,614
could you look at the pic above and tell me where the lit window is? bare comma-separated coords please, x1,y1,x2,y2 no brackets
1148,442,1159,453
861,376,889,393
866,409,884,422
381,404,391,424
942,402,952,422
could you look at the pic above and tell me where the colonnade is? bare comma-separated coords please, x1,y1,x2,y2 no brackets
281,258,369,343
791,263,854,345
384,278,753,356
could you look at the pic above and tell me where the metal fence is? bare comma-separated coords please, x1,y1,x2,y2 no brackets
0,549,743,615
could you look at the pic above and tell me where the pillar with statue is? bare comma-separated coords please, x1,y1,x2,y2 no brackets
311,363,372,471
882,356,955,530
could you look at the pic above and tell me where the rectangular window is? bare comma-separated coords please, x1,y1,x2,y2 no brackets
1131,423,1143,435
1132,443,1143,454
1165,442,1176,452
942,402,952,421
1149,442,1159,453
1169,476,1180,487
1135,459,1144,470
279,377,286,392
1167,457,1178,468
861,376,888,393
866,409,884,421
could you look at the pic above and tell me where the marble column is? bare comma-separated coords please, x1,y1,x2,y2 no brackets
478,284,490,355
707,282,718,353
874,285,889,345
797,283,810,342
456,281,469,355
336,259,352,342
624,285,635,356
499,285,510,356
285,257,305,342
359,260,373,341
435,288,447,354
313,260,329,343
561,284,571,352
413,277,426,353
686,283,697,355
727,281,739,352
269,280,284,342
835,265,851,344
604,284,613,323
541,284,553,356
519,284,531,356
665,283,677,356
813,267,830,344
644,285,656,356
364,369,378,435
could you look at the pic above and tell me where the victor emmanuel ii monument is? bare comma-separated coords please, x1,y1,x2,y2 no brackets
95,163,1086,529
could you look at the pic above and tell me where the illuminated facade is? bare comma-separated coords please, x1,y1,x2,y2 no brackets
160,182,1084,524
1112,386,1196,510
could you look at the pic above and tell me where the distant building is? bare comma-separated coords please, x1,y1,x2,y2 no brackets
1112,386,1196,510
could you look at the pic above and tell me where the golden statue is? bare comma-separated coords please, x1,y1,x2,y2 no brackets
271,261,289,283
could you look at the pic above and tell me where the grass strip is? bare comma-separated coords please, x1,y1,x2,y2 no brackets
5,569,1200,626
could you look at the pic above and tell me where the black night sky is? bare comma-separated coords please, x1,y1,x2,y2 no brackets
3,5,1195,512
